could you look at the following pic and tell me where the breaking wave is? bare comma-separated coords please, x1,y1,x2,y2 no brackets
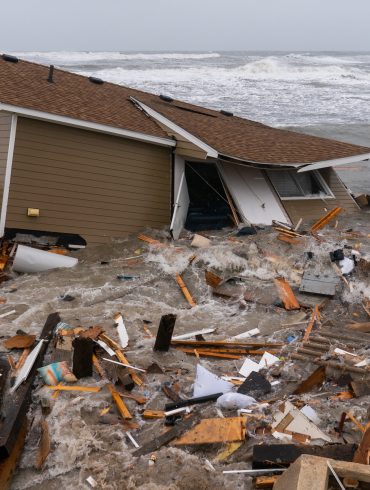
12,51,221,65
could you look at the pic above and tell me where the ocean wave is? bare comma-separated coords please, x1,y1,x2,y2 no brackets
12,51,221,65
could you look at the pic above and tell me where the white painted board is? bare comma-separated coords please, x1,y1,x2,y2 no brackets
218,162,290,225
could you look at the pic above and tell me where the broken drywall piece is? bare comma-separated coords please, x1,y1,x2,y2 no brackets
193,364,234,398
10,339,45,393
172,328,215,340
259,351,280,369
339,258,355,275
239,358,260,378
216,392,256,410
334,348,357,357
272,400,332,443
300,405,321,425
114,313,129,348
233,328,260,339
13,244,78,273
191,234,211,248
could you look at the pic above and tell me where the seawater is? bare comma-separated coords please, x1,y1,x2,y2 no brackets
13,50,370,193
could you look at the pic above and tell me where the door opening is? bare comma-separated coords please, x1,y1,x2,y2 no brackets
184,162,235,231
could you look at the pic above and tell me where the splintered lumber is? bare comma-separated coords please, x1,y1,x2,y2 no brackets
92,355,132,420
3,334,36,350
274,278,300,310
133,413,201,456
0,420,27,490
310,206,342,233
252,443,357,468
35,419,50,470
153,314,177,351
302,305,320,342
255,476,278,488
171,340,284,348
46,385,101,392
175,274,196,307
290,354,368,375
293,366,326,395
173,416,246,445
142,410,165,419
173,345,279,356
205,270,222,288
176,348,241,359
347,322,370,333
0,312,60,460
137,234,164,246
277,234,301,245
215,441,243,462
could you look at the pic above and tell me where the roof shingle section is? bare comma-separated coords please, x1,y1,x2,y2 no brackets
1,55,369,164
0,57,169,140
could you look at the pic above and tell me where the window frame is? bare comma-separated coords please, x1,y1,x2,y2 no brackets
266,169,335,201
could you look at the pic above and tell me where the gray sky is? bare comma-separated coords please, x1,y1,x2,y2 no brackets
1,0,370,52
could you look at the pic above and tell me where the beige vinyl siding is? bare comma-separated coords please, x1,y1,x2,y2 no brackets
7,118,172,244
282,168,359,226
0,112,12,207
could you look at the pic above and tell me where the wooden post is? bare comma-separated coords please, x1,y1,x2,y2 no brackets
72,337,93,379
153,314,177,352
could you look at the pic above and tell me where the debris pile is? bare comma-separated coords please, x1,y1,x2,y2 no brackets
0,209,370,489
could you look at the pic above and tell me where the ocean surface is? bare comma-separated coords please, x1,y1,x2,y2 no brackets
13,50,370,193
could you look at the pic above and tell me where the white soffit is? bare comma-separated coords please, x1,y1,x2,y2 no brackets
0,103,176,147
298,153,370,173
131,97,218,158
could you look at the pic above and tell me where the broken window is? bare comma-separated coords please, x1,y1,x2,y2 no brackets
266,170,333,200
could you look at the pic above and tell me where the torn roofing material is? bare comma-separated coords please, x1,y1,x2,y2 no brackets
1,55,370,165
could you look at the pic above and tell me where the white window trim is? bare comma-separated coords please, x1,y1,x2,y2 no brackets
0,114,17,237
268,169,335,201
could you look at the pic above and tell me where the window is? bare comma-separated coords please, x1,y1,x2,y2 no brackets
267,170,333,200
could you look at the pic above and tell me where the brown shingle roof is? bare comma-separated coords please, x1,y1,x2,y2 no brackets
0,56,169,140
1,55,369,164
136,94,370,164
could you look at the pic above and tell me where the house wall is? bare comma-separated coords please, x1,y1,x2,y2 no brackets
0,112,12,208
6,117,172,244
282,168,359,225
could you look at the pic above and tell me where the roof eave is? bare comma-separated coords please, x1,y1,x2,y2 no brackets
297,153,370,173
0,102,176,147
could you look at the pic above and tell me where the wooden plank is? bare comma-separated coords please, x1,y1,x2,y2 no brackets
302,306,319,342
142,410,165,419
215,441,243,461
35,419,50,469
133,414,201,456
274,278,300,310
176,348,241,359
171,340,284,348
204,270,222,288
255,476,278,488
0,420,27,490
45,385,101,393
0,312,60,460
310,206,342,233
277,234,301,245
153,314,177,352
173,417,246,445
292,366,326,395
175,274,196,307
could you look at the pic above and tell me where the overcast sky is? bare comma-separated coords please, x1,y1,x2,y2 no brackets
1,0,370,52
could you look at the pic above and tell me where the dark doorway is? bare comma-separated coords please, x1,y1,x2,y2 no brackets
185,162,234,231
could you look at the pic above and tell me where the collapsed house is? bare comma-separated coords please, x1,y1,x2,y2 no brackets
0,53,369,245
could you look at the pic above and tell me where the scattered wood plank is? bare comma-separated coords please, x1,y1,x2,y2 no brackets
347,322,370,333
115,349,143,386
137,234,164,247
133,413,201,456
302,305,320,342
215,441,243,461
255,476,278,488
3,335,36,350
35,419,50,469
274,278,300,310
171,340,284,348
142,410,165,419
205,270,222,288
153,314,177,352
0,420,27,490
277,234,301,245
0,312,60,460
173,417,247,445
292,366,326,395
310,207,342,233
175,348,241,359
45,385,101,393
175,274,196,307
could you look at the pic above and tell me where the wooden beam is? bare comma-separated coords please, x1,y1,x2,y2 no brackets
153,314,177,352
175,274,196,307
274,278,300,310
0,312,60,460
310,207,342,233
